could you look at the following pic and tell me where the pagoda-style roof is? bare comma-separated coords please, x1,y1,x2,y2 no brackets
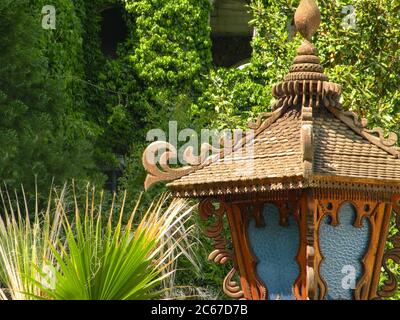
166,104,400,197
142,0,400,197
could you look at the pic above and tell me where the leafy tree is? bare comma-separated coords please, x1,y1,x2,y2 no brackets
0,0,99,194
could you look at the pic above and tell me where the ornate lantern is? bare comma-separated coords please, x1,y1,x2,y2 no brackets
142,0,400,300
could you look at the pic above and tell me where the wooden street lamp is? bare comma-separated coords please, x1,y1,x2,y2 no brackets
142,0,400,300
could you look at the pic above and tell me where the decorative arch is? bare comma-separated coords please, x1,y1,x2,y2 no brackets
318,202,371,300
247,202,300,300
315,198,393,300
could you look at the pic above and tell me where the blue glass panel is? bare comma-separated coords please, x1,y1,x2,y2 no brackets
319,203,370,300
248,203,300,300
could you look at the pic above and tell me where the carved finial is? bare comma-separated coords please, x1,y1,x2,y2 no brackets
271,0,342,111
294,0,321,41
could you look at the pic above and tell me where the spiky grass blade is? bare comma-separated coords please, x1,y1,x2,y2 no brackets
36,192,195,300
0,185,64,300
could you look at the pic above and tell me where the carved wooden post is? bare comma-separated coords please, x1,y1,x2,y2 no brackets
377,195,400,299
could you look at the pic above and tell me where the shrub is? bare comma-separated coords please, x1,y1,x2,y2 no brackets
0,185,197,300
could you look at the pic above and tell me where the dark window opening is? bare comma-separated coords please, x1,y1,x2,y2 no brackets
100,6,128,58
104,155,125,193
104,168,123,193
211,0,253,68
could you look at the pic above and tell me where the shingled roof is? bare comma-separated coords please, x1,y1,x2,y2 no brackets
142,0,400,197
166,104,400,197
169,106,304,188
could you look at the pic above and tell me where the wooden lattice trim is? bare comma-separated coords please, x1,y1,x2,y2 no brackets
231,200,306,300
227,203,267,300
172,179,400,199
292,196,309,300
198,199,231,263
354,203,391,300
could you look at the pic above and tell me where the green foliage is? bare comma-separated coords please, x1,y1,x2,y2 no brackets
125,0,212,88
1,0,399,300
36,194,193,300
0,0,99,193
0,185,63,300
33,0,102,157
318,0,400,133
173,213,232,299
200,0,400,135
0,185,197,300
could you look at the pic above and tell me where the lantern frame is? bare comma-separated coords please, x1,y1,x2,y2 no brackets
141,0,400,300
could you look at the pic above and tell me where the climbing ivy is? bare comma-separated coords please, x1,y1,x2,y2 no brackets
0,0,105,196
125,0,212,88
102,0,214,197
29,0,105,186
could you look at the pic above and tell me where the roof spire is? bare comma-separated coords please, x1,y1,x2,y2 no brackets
272,0,341,110
293,0,321,59
295,0,321,41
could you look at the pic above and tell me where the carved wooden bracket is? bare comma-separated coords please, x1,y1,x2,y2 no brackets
142,141,218,190
142,104,290,191
198,199,244,299
223,267,244,299
378,195,400,298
